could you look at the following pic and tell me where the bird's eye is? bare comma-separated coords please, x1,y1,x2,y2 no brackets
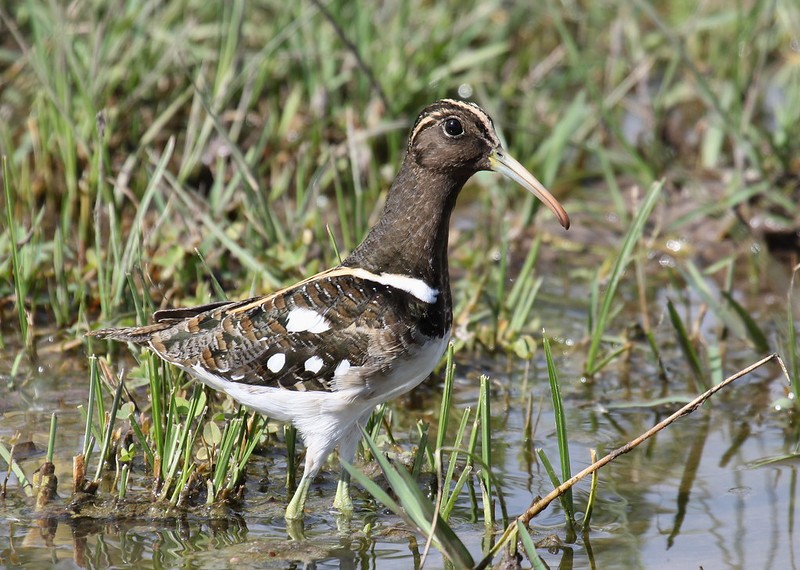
443,118,464,137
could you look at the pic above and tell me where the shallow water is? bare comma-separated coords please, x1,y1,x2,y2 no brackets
2,208,799,568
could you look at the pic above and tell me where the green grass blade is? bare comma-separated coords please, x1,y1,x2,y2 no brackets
517,520,547,570
285,424,297,493
543,334,574,527
720,291,769,353
412,421,429,478
586,179,664,375
2,156,29,350
111,137,176,308
344,430,474,568
435,343,455,454
479,374,494,527
0,441,33,497
441,406,472,512
93,377,125,481
678,259,747,338
83,356,99,455
536,448,575,536
788,270,800,403
46,413,57,464
506,235,542,310
441,464,472,522
583,449,599,529
666,299,706,389
231,413,268,487
342,458,402,513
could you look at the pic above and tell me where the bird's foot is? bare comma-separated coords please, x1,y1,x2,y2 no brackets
285,517,306,541
332,476,354,515
285,476,311,523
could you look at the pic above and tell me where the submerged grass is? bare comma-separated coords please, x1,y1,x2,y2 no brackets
666,298,706,390
72,350,272,508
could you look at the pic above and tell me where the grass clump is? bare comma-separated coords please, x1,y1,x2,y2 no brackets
0,0,796,357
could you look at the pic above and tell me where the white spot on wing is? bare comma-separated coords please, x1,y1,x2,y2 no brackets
334,359,351,377
350,269,438,304
267,353,286,373
304,355,324,374
286,307,331,333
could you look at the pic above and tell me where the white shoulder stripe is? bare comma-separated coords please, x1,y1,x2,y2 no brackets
350,268,439,304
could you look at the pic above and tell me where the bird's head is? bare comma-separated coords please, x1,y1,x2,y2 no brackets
407,99,570,229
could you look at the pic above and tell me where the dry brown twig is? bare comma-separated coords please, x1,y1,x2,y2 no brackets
474,352,788,570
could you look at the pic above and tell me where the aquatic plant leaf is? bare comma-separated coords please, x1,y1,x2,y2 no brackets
666,298,706,388
517,520,547,570
343,431,474,568
720,291,769,353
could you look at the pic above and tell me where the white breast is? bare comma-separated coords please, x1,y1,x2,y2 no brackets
363,331,451,404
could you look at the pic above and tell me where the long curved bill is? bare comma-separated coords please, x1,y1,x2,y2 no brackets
489,148,570,229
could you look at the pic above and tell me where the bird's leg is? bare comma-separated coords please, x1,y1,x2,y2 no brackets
285,509,306,541
285,429,337,522
333,414,370,514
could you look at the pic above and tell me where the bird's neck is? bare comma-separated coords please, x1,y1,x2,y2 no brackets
343,158,466,295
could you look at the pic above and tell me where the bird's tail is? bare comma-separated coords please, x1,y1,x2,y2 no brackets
86,322,172,345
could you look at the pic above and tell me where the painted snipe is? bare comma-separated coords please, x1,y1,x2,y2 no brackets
88,99,570,521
